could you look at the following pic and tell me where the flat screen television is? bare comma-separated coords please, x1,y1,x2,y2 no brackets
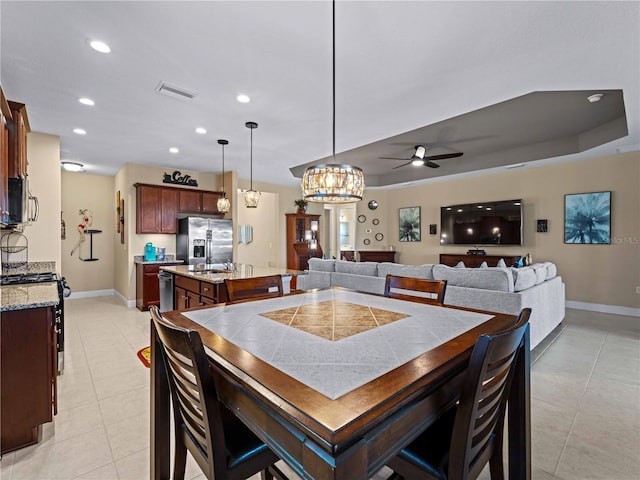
440,199,523,246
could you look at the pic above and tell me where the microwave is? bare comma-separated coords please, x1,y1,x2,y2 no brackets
7,177,38,225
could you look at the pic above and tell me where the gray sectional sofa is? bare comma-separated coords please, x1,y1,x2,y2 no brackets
296,258,565,349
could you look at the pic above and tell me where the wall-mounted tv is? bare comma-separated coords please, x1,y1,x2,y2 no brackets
440,199,523,246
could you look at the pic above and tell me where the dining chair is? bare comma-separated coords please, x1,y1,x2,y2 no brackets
386,307,532,480
224,275,283,304
149,306,287,480
384,274,448,305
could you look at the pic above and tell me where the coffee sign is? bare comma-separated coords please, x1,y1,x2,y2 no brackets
163,170,198,187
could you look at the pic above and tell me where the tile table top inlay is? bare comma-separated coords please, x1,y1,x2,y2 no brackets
184,288,493,399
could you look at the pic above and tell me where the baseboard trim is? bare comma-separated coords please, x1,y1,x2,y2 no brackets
67,289,137,308
566,301,640,317
68,289,114,299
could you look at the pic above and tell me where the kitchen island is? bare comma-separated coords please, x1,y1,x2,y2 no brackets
159,264,305,310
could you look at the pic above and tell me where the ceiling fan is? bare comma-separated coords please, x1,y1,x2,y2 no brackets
380,145,463,169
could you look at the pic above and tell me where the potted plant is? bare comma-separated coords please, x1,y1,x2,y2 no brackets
294,198,308,214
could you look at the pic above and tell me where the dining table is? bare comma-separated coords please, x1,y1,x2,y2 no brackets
151,287,530,480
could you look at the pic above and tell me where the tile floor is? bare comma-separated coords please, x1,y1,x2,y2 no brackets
0,296,638,479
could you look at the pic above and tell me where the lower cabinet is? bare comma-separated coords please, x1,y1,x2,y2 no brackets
174,275,228,311
136,263,181,311
1,306,56,454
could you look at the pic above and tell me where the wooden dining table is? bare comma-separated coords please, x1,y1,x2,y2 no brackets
151,288,530,480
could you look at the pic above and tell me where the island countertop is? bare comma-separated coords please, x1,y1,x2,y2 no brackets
160,264,305,284
0,282,60,312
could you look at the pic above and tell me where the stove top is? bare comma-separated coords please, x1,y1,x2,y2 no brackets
0,272,58,286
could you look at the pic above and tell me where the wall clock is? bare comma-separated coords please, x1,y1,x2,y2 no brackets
358,214,366,223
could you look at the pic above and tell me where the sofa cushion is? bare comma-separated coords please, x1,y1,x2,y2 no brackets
335,260,378,276
544,262,557,279
433,265,514,292
399,264,435,279
511,267,537,292
530,263,547,284
377,262,406,278
308,258,335,272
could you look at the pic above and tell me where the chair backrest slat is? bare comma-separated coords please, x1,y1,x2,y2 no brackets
383,274,447,305
224,275,284,304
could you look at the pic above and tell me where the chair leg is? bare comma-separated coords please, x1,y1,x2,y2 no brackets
173,435,187,480
263,464,289,480
489,452,505,480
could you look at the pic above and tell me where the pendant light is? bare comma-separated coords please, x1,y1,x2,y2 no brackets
216,139,231,213
244,121,261,208
301,0,364,203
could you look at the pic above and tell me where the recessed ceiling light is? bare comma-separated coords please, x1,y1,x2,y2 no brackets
236,94,250,103
587,93,603,103
195,127,207,134
61,161,84,172
477,205,483,208
89,40,111,53
73,128,87,135
485,207,492,211
169,147,179,154
78,98,95,106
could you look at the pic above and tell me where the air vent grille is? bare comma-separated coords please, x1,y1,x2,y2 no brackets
155,82,196,102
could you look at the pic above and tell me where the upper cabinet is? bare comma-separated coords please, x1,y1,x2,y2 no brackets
178,189,222,214
135,184,225,234
0,89,10,225
135,184,178,234
7,101,29,179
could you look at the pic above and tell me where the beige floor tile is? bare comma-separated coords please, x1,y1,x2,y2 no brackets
72,462,120,479
98,386,150,426
114,448,149,480
105,413,150,460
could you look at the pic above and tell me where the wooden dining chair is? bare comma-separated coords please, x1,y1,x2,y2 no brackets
386,308,532,480
384,274,448,305
149,306,287,480
224,275,284,304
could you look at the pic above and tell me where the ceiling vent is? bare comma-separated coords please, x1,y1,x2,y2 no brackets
155,81,196,102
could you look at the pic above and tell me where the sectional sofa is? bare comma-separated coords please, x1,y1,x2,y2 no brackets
296,258,565,349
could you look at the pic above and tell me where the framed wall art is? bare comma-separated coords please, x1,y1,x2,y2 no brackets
564,191,611,244
399,206,421,242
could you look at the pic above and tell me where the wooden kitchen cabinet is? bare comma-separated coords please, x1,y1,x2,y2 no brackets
178,189,223,214
0,88,10,225
1,306,57,454
173,274,228,311
136,263,182,311
135,184,226,235
7,100,29,179
134,184,178,234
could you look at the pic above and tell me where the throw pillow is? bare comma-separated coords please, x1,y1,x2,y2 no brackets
478,261,488,268
497,258,507,268
455,261,465,268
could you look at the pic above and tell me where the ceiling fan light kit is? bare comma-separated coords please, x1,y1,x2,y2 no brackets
216,139,231,214
381,144,464,169
301,0,365,203
244,121,261,208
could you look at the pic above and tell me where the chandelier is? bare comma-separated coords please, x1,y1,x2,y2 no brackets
244,121,261,208
216,139,231,213
301,0,364,203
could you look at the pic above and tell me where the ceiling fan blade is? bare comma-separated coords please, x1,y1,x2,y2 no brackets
424,152,463,161
425,161,441,168
379,157,411,161
392,161,413,169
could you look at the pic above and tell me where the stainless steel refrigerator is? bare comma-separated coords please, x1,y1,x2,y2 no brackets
176,217,233,266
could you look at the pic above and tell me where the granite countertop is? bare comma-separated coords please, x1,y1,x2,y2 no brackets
1,261,57,276
133,255,184,265
160,264,305,284
0,282,60,312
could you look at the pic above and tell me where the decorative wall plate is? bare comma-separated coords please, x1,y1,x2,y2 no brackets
358,214,366,223
375,233,384,241
372,218,380,225
363,238,371,245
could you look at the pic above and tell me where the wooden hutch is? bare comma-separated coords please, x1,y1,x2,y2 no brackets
286,213,323,270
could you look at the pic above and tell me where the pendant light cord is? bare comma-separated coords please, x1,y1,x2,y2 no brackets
332,0,336,161
250,127,253,190
221,144,225,193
